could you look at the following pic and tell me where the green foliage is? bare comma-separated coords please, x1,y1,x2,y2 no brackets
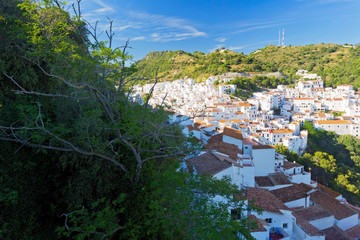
0,1,254,239
276,121,360,205
227,76,291,100
132,44,360,90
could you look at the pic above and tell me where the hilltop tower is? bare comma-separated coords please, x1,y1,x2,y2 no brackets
282,28,285,47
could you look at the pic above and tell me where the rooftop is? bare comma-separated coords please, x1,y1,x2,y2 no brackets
271,129,293,134
344,225,360,239
310,191,357,220
186,152,232,176
244,187,289,214
322,226,349,240
223,127,244,140
255,172,291,187
270,184,309,203
292,206,332,221
317,120,352,125
281,161,303,170
316,183,341,198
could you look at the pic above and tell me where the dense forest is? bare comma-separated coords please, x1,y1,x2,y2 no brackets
0,1,255,239
276,121,360,205
132,44,360,89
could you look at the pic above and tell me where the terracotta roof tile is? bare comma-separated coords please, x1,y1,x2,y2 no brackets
316,183,341,198
322,226,349,240
244,187,289,213
345,203,360,219
270,184,308,203
292,212,324,237
252,145,275,149
268,172,292,185
206,134,242,160
271,129,294,134
281,161,303,170
345,225,360,240
317,120,352,124
297,183,315,193
292,206,332,221
255,176,275,187
310,191,357,220
186,152,232,176
223,127,244,140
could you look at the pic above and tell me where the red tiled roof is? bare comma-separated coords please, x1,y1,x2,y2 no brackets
244,187,289,214
223,127,244,140
310,191,356,220
316,183,341,198
255,173,291,187
281,161,303,170
255,176,274,187
252,145,275,149
292,206,332,221
345,225,360,240
186,152,232,176
292,211,324,237
317,120,352,124
206,134,242,160
270,184,308,203
322,226,349,240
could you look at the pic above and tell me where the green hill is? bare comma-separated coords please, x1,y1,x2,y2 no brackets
132,44,360,89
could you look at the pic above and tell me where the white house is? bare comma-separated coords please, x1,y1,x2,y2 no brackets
314,120,353,135
310,191,358,231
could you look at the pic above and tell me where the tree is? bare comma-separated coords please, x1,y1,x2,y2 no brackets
0,1,254,238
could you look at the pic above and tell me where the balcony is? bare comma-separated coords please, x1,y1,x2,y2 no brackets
269,227,290,240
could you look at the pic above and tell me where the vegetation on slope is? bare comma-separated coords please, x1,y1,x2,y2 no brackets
0,1,255,239
132,44,360,89
252,44,360,89
132,49,249,82
276,121,360,205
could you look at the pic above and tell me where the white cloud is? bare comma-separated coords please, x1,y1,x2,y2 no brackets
92,0,115,14
81,3,205,42
131,36,145,41
127,11,206,42
231,19,294,34
216,37,227,43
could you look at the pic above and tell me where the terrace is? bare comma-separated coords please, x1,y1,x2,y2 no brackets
269,227,290,240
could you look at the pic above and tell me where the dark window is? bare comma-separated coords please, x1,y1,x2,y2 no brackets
231,209,242,220
265,218,272,224
283,223,288,229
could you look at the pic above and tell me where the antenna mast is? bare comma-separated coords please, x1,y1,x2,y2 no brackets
282,28,285,47
278,30,281,46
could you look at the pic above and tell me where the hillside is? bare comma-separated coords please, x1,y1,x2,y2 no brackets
277,121,360,205
132,44,360,89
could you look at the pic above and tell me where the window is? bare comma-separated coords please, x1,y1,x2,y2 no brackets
265,218,272,224
231,209,242,220
283,223,288,229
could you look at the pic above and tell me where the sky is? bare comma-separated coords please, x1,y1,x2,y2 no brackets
72,0,360,62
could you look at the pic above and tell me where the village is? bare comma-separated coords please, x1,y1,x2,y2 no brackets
132,70,360,240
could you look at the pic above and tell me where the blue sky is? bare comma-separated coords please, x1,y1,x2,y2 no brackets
75,0,360,62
